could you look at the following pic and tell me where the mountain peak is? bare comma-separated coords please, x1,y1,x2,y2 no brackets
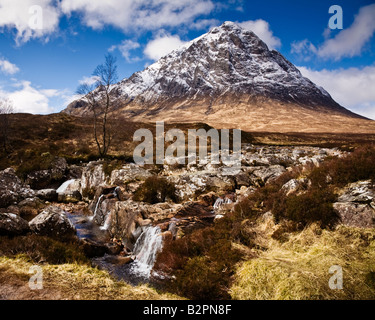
64,21,365,132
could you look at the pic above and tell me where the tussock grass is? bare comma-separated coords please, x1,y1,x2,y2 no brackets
230,224,375,300
0,256,181,300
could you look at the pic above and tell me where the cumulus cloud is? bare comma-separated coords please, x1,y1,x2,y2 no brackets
61,0,214,32
292,4,375,61
0,80,68,114
109,40,140,62
238,19,281,49
0,0,60,44
0,58,19,74
144,33,188,61
298,65,375,120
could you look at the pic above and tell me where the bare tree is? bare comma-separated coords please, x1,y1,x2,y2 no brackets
0,99,14,153
77,54,118,158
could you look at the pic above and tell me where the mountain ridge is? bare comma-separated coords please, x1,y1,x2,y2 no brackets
64,21,374,133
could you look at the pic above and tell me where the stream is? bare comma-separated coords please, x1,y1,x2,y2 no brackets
66,211,164,287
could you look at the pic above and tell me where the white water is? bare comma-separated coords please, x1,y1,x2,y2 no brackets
213,197,233,210
90,194,105,222
131,226,163,278
56,179,75,194
100,212,111,231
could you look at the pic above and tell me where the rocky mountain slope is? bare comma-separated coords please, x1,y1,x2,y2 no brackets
64,21,375,133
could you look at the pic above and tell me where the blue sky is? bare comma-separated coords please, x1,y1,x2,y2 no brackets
0,0,374,118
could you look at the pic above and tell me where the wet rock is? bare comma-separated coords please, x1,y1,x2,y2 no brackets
0,212,30,236
29,206,76,239
57,179,82,203
81,239,107,258
36,189,58,202
160,231,173,241
80,162,107,199
0,168,35,208
103,255,134,265
105,242,123,255
168,221,177,238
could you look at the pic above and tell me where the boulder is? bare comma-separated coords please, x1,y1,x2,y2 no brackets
80,239,107,258
0,212,30,236
337,180,374,203
0,168,35,208
26,157,67,189
281,178,310,196
110,164,152,186
56,179,82,203
80,162,107,199
333,202,375,229
36,189,58,202
29,206,76,239
252,165,286,184
334,180,375,228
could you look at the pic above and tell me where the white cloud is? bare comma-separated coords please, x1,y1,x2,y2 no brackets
292,4,375,61
61,0,214,32
0,80,68,114
78,75,100,86
0,0,60,44
237,19,281,49
144,33,188,61
318,4,375,60
109,40,140,62
0,58,19,74
298,65,375,120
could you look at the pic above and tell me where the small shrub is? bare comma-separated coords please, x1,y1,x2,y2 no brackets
0,235,89,265
134,176,178,204
172,257,231,300
273,188,338,228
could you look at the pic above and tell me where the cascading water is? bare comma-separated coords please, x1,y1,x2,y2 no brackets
130,226,163,278
100,212,111,231
213,197,233,210
90,194,104,222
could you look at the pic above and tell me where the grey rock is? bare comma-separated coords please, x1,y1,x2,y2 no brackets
334,202,375,229
36,189,58,202
26,157,67,189
0,212,30,236
0,168,35,208
29,206,76,239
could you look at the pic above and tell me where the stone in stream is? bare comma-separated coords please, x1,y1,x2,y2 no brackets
0,212,30,236
29,206,76,239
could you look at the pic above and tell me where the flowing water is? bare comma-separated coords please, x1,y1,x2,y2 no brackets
67,206,164,286
130,226,164,277
213,197,233,209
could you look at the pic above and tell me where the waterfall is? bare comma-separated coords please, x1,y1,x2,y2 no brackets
90,194,105,222
100,212,111,231
213,197,233,210
131,226,163,278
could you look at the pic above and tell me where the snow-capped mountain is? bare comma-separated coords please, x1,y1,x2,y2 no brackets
65,21,366,132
